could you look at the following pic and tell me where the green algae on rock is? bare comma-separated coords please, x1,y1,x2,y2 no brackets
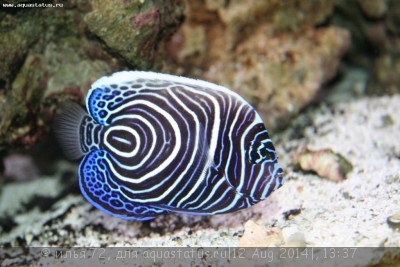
84,0,184,69
0,40,112,150
0,0,185,151
0,12,43,91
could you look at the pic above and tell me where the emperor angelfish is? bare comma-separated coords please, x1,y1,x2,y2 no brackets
55,71,284,220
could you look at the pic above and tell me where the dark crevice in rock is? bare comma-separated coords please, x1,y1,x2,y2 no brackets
0,217,18,233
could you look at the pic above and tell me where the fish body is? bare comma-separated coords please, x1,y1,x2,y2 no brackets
55,71,284,220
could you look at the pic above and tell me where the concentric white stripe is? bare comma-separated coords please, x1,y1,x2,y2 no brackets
103,125,140,158
107,114,156,170
101,100,181,183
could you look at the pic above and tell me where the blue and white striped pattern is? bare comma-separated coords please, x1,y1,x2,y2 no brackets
55,71,284,220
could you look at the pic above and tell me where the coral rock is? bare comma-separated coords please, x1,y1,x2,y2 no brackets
239,220,283,247
84,0,184,69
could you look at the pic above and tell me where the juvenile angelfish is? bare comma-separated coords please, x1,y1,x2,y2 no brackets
55,71,284,220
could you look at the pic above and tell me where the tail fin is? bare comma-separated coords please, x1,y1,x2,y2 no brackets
53,102,87,160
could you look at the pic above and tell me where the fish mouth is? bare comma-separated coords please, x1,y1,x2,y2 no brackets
276,167,285,180
274,166,285,186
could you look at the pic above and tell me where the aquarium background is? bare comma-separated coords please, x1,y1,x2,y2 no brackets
0,0,400,266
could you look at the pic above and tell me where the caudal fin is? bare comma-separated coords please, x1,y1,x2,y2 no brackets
53,102,87,160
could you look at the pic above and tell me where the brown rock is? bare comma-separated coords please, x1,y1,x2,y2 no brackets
204,26,350,129
357,0,388,19
166,1,350,129
239,220,283,247
292,147,353,182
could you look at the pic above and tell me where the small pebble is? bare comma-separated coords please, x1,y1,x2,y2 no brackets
387,212,400,229
3,154,39,181
24,233,33,245
385,174,400,184
293,147,353,182
239,220,283,247
283,232,306,247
